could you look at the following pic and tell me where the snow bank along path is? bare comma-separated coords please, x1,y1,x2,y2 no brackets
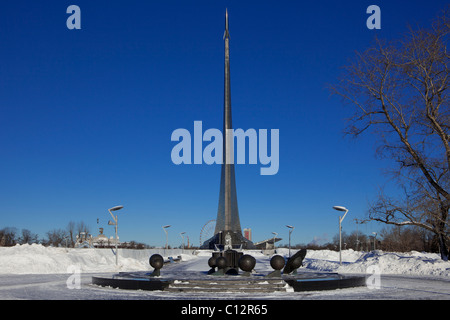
301,248,450,277
0,244,449,278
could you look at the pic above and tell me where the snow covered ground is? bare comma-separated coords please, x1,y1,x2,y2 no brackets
303,248,450,277
0,244,449,300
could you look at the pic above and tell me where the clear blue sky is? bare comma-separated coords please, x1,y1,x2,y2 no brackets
0,0,445,247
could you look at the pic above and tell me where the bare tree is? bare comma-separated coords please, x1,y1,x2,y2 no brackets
330,8,450,260
76,221,90,237
18,229,39,245
45,229,67,247
0,227,18,246
379,225,433,252
66,221,76,248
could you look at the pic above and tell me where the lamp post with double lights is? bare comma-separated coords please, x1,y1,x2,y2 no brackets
108,205,124,266
286,225,294,258
162,225,171,256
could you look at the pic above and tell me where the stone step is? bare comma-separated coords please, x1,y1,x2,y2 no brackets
166,278,290,293
166,287,288,293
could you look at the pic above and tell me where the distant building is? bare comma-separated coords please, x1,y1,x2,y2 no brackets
254,237,282,250
243,228,252,241
91,228,110,247
90,228,146,249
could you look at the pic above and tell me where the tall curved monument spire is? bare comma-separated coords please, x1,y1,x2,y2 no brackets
217,8,239,235
202,9,254,249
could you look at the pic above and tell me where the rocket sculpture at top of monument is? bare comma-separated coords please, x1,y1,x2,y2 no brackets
202,10,254,249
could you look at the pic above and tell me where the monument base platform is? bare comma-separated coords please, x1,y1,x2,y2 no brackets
92,271,366,293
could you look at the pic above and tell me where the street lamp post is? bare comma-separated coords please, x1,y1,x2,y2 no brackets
333,206,349,266
162,225,171,255
271,232,278,252
108,205,124,266
180,232,186,251
372,232,377,250
286,225,294,258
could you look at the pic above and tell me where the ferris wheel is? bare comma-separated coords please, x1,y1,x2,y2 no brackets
199,219,216,247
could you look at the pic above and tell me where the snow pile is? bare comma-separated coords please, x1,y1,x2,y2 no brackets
0,244,180,274
296,248,450,277
337,250,450,277
0,244,449,277
305,248,363,262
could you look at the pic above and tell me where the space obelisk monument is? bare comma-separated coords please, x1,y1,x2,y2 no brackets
202,10,254,249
